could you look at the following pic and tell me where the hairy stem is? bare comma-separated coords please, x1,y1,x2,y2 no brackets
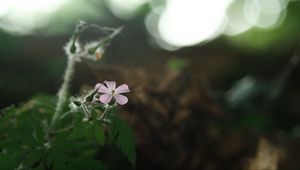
99,105,110,120
50,55,76,131
82,102,91,119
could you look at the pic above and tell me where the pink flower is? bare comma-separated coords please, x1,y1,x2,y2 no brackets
95,81,130,105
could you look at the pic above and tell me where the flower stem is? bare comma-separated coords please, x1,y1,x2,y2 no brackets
99,105,110,120
82,102,91,119
49,55,76,133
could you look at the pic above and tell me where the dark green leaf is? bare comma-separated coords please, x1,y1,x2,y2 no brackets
109,116,136,165
67,121,94,141
45,150,68,170
22,150,43,169
46,148,108,170
94,123,105,146
0,152,22,170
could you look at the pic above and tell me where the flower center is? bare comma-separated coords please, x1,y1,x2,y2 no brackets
111,89,115,95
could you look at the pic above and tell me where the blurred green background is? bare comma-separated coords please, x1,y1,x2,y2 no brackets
1,0,300,169
1,0,300,107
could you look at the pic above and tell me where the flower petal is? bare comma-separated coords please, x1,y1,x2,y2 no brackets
115,84,130,94
99,94,113,104
94,83,102,90
114,94,128,105
98,84,110,93
105,81,116,90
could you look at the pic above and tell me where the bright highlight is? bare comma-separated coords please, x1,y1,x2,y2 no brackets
0,0,69,34
157,0,233,47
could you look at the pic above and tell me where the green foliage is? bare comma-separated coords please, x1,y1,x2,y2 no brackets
0,152,22,170
94,124,105,146
45,147,108,170
109,116,136,165
0,95,136,169
67,121,94,141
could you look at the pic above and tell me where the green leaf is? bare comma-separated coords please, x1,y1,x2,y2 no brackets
0,94,112,170
0,152,23,170
94,123,105,146
23,95,56,117
68,158,109,170
67,121,94,141
22,150,43,169
46,149,108,170
0,138,22,153
109,116,136,165
0,105,18,118
45,151,69,170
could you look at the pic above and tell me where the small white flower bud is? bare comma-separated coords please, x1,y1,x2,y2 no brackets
69,97,83,111
83,41,105,61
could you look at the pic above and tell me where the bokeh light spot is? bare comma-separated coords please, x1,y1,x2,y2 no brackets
0,0,70,35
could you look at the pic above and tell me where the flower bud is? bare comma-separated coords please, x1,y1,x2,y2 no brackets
72,98,82,106
70,43,77,54
69,97,82,111
84,41,105,61
64,40,81,56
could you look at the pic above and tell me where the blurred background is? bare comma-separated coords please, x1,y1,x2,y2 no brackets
1,0,300,169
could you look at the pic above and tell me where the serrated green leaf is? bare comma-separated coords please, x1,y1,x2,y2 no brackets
94,124,105,146
110,116,136,165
